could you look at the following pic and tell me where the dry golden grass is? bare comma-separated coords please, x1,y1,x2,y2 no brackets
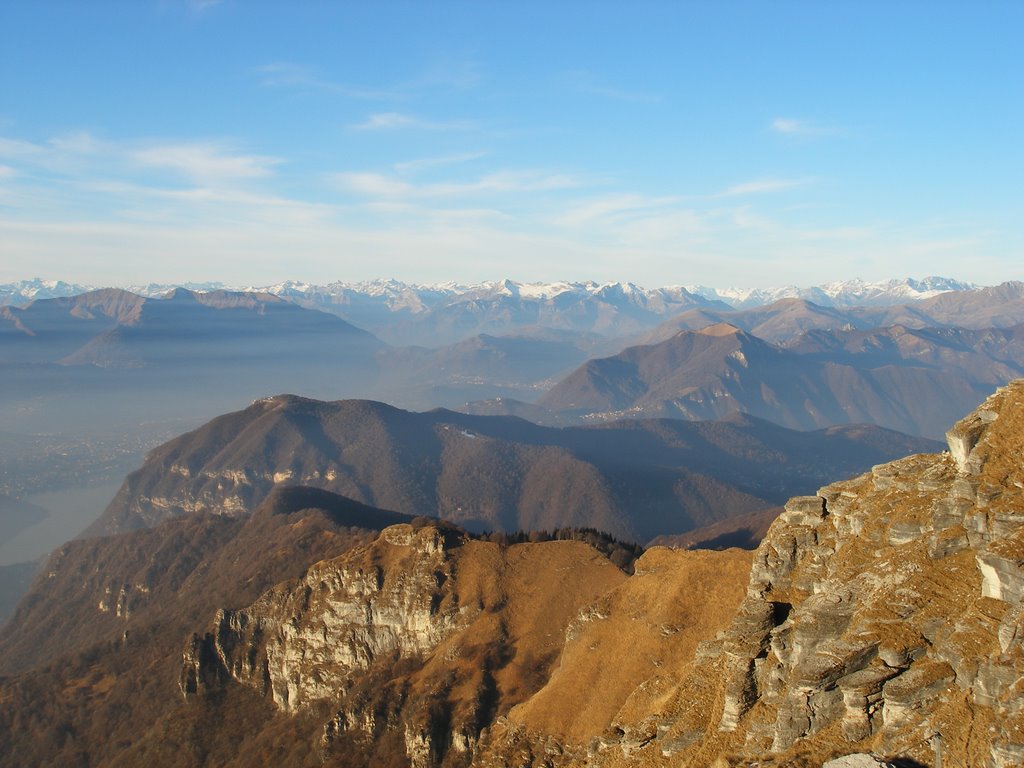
508,546,752,744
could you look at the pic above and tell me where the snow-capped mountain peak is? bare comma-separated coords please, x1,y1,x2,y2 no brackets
0,275,978,313
687,276,976,309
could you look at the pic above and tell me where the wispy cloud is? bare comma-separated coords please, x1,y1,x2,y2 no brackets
393,151,487,174
0,132,112,176
333,169,580,199
553,194,681,229
256,63,395,100
797,226,872,241
550,193,715,253
334,172,413,198
81,178,332,218
0,136,47,159
412,54,482,91
717,177,814,197
350,112,478,132
356,199,509,223
1,132,280,187
257,56,482,101
48,131,104,154
560,70,661,103
770,117,840,136
131,143,281,183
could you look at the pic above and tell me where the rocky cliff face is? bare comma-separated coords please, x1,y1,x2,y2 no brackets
552,380,1024,768
182,522,629,768
182,524,466,713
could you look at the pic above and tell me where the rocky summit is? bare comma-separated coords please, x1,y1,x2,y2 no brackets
181,521,637,767
520,380,1024,768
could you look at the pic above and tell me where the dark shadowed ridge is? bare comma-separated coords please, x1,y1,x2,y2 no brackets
640,298,862,345
538,322,1016,438
0,288,146,362
59,288,382,367
88,393,941,544
253,484,412,529
0,287,382,369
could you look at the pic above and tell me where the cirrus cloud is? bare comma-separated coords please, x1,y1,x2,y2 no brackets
332,169,581,199
350,112,478,132
717,177,815,197
770,117,841,136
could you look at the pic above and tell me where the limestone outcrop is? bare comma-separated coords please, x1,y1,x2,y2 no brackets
182,524,464,711
560,381,1024,768
182,522,627,767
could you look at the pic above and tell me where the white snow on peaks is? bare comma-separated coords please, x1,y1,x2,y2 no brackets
0,276,978,310
0,278,93,304
687,276,976,309
513,281,575,299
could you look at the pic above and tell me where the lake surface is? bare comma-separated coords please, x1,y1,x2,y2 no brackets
0,480,122,566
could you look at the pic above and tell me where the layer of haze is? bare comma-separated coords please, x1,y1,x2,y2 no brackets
0,1,1021,288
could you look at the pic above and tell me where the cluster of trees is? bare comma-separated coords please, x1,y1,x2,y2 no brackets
473,526,645,573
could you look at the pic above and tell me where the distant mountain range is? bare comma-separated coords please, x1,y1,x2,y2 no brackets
4,280,1024,441
640,282,1024,344
0,287,383,434
0,275,977,307
0,287,379,365
0,276,982,343
686,275,975,309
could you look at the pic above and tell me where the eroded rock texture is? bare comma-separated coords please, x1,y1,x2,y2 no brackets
182,522,627,767
559,381,1024,768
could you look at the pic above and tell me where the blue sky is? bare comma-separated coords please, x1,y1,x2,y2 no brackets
0,1,1021,288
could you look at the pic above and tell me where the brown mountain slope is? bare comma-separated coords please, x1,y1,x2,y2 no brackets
0,510,640,768
180,525,630,767
648,507,781,550
504,546,752,745
88,394,940,543
507,380,1024,768
0,488,414,767
6,384,1022,768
